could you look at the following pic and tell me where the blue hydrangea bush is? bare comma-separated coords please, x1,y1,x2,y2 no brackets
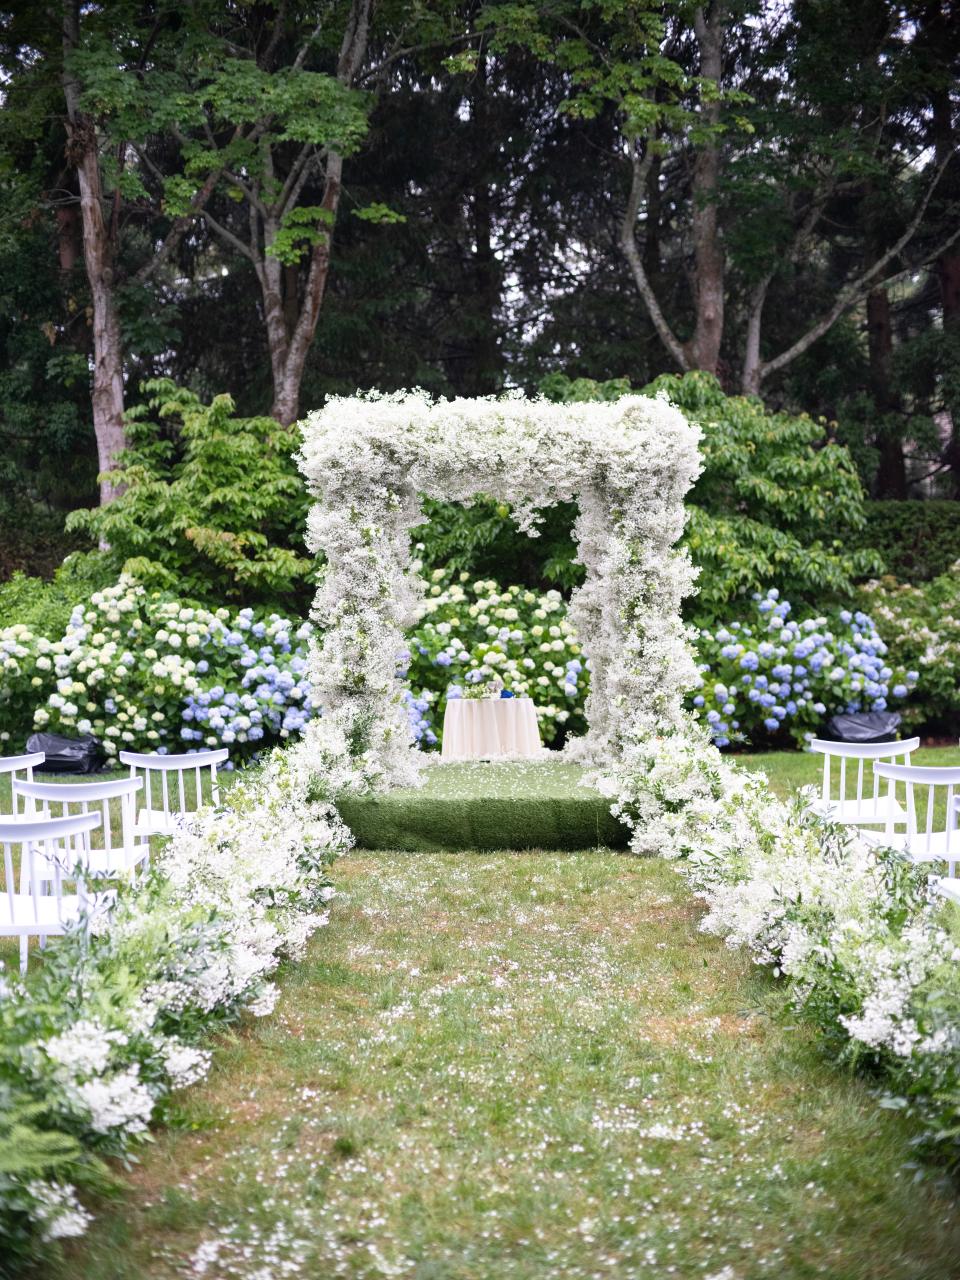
690,590,917,747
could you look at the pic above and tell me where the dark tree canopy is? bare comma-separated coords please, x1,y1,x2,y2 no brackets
0,0,958,543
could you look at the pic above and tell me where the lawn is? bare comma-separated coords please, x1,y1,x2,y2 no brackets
58,844,960,1279
10,747,960,1277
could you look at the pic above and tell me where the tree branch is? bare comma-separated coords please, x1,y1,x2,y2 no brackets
618,139,689,371
276,141,316,214
135,164,223,284
759,154,958,382
337,0,373,85
201,209,257,264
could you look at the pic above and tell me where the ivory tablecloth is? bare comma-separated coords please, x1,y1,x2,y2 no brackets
441,697,542,760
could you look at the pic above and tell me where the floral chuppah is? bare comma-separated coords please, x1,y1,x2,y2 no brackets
297,390,702,788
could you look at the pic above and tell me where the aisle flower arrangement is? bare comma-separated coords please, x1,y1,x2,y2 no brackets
0,745,350,1263
595,727,960,1157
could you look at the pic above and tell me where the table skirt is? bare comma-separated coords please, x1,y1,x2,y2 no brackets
441,697,542,760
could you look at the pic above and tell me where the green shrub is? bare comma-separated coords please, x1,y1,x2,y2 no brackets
419,373,881,614
415,498,582,592
66,380,313,611
644,372,882,616
851,501,960,582
0,555,113,639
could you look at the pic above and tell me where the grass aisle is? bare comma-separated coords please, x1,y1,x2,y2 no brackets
60,850,960,1280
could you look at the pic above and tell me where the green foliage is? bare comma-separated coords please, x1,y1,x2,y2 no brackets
480,1,732,142
537,373,632,403
414,497,582,592
848,502,960,583
0,1083,89,1274
540,371,882,617
0,1090,81,1178
352,203,407,226
66,381,313,610
648,372,882,615
0,556,112,637
267,206,335,266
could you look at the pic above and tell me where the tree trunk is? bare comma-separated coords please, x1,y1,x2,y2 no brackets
62,0,126,505
642,152,663,282
932,76,960,495
268,152,343,426
462,55,502,396
265,0,372,425
55,201,81,274
687,4,726,377
867,286,907,498
741,274,773,395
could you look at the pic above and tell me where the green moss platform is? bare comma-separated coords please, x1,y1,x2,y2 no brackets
336,759,630,852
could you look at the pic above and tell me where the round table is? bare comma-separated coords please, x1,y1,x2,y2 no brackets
441,696,542,761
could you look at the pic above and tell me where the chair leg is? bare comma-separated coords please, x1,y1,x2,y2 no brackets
20,935,28,975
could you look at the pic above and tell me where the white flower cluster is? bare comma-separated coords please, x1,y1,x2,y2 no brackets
297,389,702,788
5,577,314,756
2,738,349,1254
597,725,960,1147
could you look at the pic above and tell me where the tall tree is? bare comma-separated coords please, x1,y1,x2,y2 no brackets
61,0,126,503
486,0,960,395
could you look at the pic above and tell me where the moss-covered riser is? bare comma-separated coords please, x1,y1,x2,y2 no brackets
336,759,630,851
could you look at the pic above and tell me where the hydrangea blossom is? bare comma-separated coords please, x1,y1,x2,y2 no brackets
691,590,916,747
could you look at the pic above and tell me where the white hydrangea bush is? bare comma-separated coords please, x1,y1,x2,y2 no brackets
25,578,314,756
0,741,349,1257
297,389,702,790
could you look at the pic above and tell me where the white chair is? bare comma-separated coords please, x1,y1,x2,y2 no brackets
868,762,960,876
0,752,45,816
934,744,960,906
0,811,103,973
13,777,148,881
808,737,920,829
118,749,228,837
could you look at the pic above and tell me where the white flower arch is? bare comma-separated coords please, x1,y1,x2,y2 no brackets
297,391,702,791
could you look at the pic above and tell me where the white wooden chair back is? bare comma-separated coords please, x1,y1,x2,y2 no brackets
873,762,960,875
0,811,101,972
809,737,919,826
13,777,147,880
118,749,228,835
0,752,45,816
